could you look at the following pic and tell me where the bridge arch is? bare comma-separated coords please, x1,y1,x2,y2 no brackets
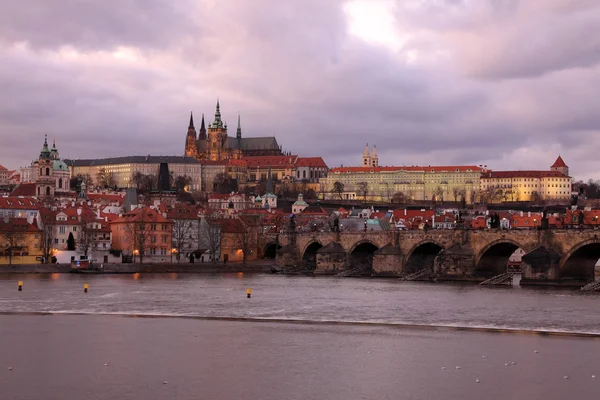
302,240,323,271
475,238,525,278
263,242,281,259
559,239,600,282
405,240,445,274
347,240,379,275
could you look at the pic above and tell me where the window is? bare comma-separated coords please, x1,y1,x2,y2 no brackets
160,248,167,255
46,168,50,176
150,224,157,230
73,227,77,232
59,226,66,234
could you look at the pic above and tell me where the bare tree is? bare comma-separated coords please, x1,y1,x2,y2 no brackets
333,181,345,200
97,168,116,188
434,186,444,202
131,172,155,193
233,222,257,264
174,175,193,194
40,222,55,264
452,187,460,202
172,218,194,262
200,214,221,262
318,182,328,200
356,181,369,202
0,218,27,265
391,191,406,204
125,211,152,264
77,215,94,258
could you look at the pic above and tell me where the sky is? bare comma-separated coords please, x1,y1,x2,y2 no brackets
1,0,599,180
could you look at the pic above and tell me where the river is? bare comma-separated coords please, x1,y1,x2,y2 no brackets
0,273,599,399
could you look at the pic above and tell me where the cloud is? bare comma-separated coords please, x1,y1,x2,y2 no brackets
0,0,599,180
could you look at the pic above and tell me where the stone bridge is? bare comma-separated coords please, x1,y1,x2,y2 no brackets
258,229,600,286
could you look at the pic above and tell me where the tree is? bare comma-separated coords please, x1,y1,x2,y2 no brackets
391,191,406,204
452,187,460,202
77,215,94,258
213,172,237,194
40,222,55,264
0,218,27,265
174,175,193,194
96,168,116,189
125,210,152,264
67,232,76,251
70,173,93,191
199,214,221,262
131,172,155,194
434,186,444,202
233,222,257,264
318,182,328,199
172,218,194,262
356,181,369,202
333,181,345,200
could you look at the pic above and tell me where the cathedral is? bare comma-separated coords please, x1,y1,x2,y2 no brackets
184,100,283,161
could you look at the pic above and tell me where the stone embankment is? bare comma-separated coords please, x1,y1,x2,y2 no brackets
0,262,274,274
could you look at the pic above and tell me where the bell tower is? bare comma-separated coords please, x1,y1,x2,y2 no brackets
207,99,228,161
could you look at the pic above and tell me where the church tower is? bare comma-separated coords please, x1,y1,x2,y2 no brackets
362,143,371,167
36,135,55,198
371,145,379,167
198,113,207,140
184,112,199,158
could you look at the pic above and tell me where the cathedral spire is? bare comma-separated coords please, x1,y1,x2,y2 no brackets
213,99,222,128
199,113,207,140
236,114,242,140
188,112,195,129
40,134,51,159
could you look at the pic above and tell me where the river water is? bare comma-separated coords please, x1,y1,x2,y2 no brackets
1,273,599,399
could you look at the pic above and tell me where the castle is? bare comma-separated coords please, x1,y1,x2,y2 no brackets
184,100,283,161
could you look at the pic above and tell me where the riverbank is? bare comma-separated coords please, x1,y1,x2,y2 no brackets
0,262,274,274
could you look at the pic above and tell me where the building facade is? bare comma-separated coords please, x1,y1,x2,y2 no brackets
480,156,572,202
66,156,202,191
184,101,283,161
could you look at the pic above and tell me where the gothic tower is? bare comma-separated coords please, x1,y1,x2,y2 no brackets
207,100,228,161
184,112,199,158
198,113,207,140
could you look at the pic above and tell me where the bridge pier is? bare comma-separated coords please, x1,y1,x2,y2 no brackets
520,246,561,286
372,244,403,277
315,242,346,275
434,243,478,281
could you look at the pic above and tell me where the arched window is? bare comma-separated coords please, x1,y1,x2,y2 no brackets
37,187,41,195
45,186,51,196
39,168,43,176
303,170,306,179
58,178,62,189
46,168,50,176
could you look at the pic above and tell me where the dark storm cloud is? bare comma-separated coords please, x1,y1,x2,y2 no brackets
0,0,599,180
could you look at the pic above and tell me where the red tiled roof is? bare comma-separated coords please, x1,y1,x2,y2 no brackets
218,218,245,234
482,171,568,179
242,155,298,168
9,183,37,197
111,207,171,224
0,218,41,233
0,197,39,209
87,193,125,204
330,165,483,173
0,165,8,171
295,157,328,168
551,156,568,168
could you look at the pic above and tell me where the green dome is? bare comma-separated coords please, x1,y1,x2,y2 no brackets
53,160,68,171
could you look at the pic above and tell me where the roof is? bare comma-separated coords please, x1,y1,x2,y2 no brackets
329,165,483,173
0,197,39,209
295,157,328,168
65,156,200,167
551,156,568,168
242,155,298,168
218,218,245,234
87,193,125,204
111,207,171,224
224,136,280,151
9,183,37,197
482,171,569,179
0,218,41,233
0,165,7,171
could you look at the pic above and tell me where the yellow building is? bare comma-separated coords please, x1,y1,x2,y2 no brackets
66,156,202,191
480,156,572,202
322,165,483,203
0,218,43,264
